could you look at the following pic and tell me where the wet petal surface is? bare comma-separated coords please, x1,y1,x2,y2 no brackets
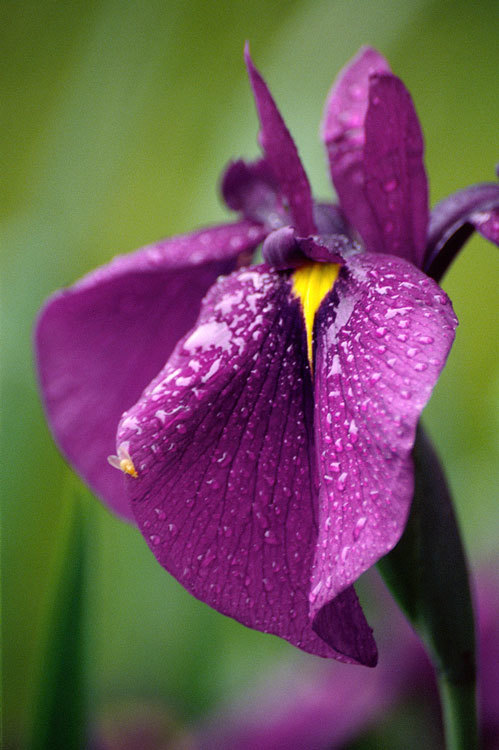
310,252,458,613
118,265,375,662
35,221,265,520
363,74,428,266
321,47,390,246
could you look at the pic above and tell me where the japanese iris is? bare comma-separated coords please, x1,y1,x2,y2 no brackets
36,46,499,666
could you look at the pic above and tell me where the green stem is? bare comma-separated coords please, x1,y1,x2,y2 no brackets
438,674,478,750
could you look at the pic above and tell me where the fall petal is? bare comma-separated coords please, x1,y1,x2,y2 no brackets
35,221,265,520
310,252,457,614
118,265,375,663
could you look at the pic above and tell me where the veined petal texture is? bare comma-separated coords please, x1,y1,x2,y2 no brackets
310,253,457,615
118,265,376,663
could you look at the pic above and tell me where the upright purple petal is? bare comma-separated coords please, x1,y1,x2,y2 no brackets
321,47,390,244
425,182,499,281
118,266,376,664
363,74,428,266
35,221,266,520
310,253,457,614
244,45,316,236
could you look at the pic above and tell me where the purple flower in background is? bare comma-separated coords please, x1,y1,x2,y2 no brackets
193,571,499,750
36,46,499,665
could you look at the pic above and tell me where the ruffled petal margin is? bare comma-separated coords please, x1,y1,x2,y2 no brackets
35,221,266,520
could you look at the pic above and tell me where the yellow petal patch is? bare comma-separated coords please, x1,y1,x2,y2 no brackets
292,262,341,365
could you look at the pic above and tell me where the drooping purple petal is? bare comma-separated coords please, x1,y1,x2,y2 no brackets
310,253,457,615
425,182,499,281
363,74,428,266
321,47,390,243
35,221,266,520
220,158,286,229
118,265,376,664
244,45,316,236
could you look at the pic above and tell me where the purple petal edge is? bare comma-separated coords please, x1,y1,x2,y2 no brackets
321,47,391,248
310,252,457,611
35,221,266,520
363,73,428,267
425,182,499,281
244,43,316,236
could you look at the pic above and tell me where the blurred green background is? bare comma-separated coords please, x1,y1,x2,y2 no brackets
2,0,498,747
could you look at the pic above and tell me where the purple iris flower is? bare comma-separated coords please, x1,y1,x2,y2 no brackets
36,46,499,666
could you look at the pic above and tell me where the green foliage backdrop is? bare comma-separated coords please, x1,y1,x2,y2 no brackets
2,0,498,746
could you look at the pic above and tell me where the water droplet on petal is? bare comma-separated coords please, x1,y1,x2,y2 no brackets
353,516,368,541
383,178,398,192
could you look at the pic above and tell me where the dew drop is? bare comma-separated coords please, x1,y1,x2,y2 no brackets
353,516,368,541
383,178,398,192
414,362,428,372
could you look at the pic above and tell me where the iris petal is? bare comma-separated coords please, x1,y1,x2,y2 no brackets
35,221,265,520
311,252,457,612
244,45,316,236
425,181,499,281
321,47,391,247
118,265,376,663
363,74,428,266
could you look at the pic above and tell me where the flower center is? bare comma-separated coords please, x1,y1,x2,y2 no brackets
292,262,341,365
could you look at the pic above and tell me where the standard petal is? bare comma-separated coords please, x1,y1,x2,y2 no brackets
363,73,428,266
244,45,316,236
310,252,457,617
425,182,499,281
35,221,266,520
118,265,375,664
321,47,390,244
